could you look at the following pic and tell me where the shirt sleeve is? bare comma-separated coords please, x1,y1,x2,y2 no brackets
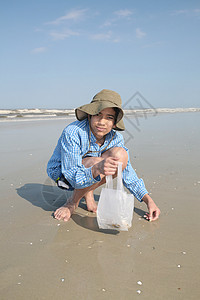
122,157,148,202
114,133,148,202
61,129,101,189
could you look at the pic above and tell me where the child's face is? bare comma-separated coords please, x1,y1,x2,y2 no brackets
89,107,116,140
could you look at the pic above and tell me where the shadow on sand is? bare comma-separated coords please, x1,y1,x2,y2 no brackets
16,179,147,233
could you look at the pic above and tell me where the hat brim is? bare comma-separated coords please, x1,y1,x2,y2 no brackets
75,101,125,131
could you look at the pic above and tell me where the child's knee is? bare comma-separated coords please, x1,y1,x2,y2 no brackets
103,147,128,167
112,147,127,159
117,148,127,159
115,148,128,168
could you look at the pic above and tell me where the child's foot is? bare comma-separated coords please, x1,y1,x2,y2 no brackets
84,191,97,213
54,197,76,222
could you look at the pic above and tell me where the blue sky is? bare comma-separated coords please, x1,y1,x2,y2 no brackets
1,0,200,109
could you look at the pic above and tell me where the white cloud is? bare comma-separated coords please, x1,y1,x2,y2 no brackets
31,47,47,54
90,31,120,43
171,8,200,17
34,27,43,32
114,9,133,18
194,8,200,13
100,9,133,29
90,31,112,41
142,41,164,49
113,38,120,43
136,28,146,39
46,9,88,25
50,29,79,40
171,9,188,16
101,20,114,27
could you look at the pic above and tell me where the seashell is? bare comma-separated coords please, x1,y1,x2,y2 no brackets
112,224,120,228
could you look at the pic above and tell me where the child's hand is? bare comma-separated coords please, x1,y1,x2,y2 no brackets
142,194,161,222
98,157,120,176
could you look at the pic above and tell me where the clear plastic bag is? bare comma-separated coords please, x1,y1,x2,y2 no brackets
97,162,134,231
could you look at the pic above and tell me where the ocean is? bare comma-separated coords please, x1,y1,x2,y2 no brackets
0,107,200,122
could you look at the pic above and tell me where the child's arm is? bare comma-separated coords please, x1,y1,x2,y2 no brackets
142,194,160,222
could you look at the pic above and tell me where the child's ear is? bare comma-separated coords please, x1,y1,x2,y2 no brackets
113,124,116,128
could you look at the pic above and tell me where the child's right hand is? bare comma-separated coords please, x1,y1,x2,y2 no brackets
98,157,120,176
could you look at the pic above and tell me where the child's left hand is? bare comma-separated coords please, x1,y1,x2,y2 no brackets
142,194,161,222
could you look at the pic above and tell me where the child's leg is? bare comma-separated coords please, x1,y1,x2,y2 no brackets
83,190,98,212
83,147,128,212
54,147,128,221
82,156,103,213
54,156,103,221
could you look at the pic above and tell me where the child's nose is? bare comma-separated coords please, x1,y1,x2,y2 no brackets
98,116,106,123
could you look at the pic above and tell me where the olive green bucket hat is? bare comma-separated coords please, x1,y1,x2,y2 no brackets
75,89,125,131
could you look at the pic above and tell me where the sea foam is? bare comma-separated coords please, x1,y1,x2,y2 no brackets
0,107,200,122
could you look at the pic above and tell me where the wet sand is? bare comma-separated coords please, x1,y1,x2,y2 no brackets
0,112,200,299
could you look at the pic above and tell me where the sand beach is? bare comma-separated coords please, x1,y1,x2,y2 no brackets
0,112,200,299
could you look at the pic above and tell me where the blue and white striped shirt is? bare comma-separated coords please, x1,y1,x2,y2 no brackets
47,119,148,201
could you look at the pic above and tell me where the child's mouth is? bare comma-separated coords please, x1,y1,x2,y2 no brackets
96,127,105,132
